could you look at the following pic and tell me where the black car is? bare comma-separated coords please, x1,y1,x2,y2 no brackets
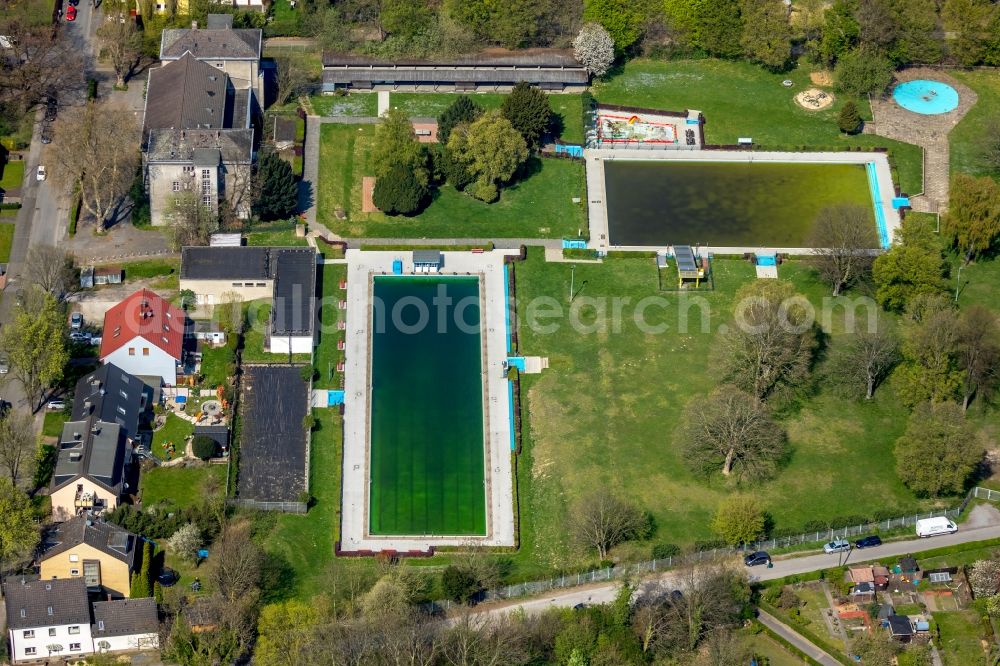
854,535,883,549
744,551,771,567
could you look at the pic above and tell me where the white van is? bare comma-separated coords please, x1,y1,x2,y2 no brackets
915,517,958,538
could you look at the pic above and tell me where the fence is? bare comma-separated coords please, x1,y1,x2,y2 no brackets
228,498,307,514
426,487,997,611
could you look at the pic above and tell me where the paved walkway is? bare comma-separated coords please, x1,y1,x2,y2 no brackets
757,609,843,666
867,68,978,214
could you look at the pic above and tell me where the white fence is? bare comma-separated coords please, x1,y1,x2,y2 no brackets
228,499,307,514
427,487,994,611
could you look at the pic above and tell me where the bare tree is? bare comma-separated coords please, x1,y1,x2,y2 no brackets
24,245,76,299
681,384,786,482
0,410,36,487
0,21,86,113
829,323,900,400
957,305,1000,411
163,191,219,249
275,55,315,106
719,280,817,401
96,11,142,87
693,629,752,666
440,614,533,666
50,103,140,228
208,519,262,603
569,488,646,559
808,204,877,296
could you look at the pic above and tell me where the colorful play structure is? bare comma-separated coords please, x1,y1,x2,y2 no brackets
598,112,678,144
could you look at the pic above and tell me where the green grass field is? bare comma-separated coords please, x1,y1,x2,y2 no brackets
151,413,193,461
310,94,378,117
513,250,933,569
593,59,923,194
0,223,15,263
241,300,311,364
245,227,309,247
368,277,486,535
317,124,586,238
0,160,24,190
199,339,236,388
312,262,346,390
141,463,226,507
934,611,987,666
949,70,1000,181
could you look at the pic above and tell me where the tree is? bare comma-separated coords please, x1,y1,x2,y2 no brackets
0,294,68,411
739,0,792,71
130,542,151,597
808,204,876,295
872,218,946,311
694,629,753,666
898,294,962,406
834,48,893,96
968,559,1000,598
437,95,483,146
500,82,552,150
895,402,982,497
442,565,481,604
0,410,36,487
838,100,863,134
167,523,202,563
983,120,1000,174
820,0,860,64
719,280,817,401
373,107,426,179
711,495,767,546
372,163,428,215
254,599,328,666
50,103,140,228
856,0,898,53
582,0,643,53
361,569,421,620
97,10,142,87
252,149,299,221
209,519,262,608
956,305,1000,411
682,385,786,482
943,173,1000,263
448,111,528,202
943,0,993,67
0,479,38,569
24,245,76,299
191,436,217,461
828,324,900,399
0,21,85,113
274,55,313,107
569,489,646,559
573,23,615,77
164,191,218,249
850,629,899,666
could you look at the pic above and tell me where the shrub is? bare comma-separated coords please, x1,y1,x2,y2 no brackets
834,49,893,97
778,587,800,610
441,565,480,604
372,164,428,215
838,100,862,134
191,436,216,461
651,543,680,559
166,523,202,562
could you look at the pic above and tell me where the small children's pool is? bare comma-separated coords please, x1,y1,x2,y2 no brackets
892,80,959,115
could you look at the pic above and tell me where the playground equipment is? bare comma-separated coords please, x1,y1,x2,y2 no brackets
674,245,707,288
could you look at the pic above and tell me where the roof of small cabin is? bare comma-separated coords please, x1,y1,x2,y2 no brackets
887,615,913,635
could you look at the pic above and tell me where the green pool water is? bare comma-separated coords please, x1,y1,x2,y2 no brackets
604,160,876,248
369,276,486,536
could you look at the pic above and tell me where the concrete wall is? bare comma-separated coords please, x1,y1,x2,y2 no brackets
39,543,131,599
95,632,160,653
179,278,273,305
51,478,120,523
103,337,177,385
8,623,93,663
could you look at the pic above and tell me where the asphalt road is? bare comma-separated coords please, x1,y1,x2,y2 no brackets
472,504,1000,619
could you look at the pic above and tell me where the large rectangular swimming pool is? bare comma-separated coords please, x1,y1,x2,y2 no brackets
368,276,487,536
604,161,877,248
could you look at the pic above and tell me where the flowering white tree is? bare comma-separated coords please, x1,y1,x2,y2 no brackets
969,559,1000,598
167,523,203,563
573,23,615,78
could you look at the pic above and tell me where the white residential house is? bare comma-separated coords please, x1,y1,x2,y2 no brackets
99,289,187,386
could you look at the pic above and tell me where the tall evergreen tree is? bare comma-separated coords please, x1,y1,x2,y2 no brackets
437,95,483,146
500,82,552,150
252,150,298,221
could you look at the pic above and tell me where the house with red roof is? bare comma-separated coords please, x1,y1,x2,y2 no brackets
99,289,186,386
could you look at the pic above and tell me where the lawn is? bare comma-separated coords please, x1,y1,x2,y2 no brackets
313,262,346,390
245,226,309,247
42,411,69,438
151,413,194,462
261,410,343,601
0,222,14,263
199,339,236,389
593,59,923,194
241,301,311,364
949,70,1000,181
745,633,806,666
513,250,933,570
0,160,25,190
141,463,226,508
316,124,587,238
310,94,378,117
934,611,988,666
122,258,180,290
388,93,506,118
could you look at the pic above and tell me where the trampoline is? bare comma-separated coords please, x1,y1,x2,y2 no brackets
892,80,959,115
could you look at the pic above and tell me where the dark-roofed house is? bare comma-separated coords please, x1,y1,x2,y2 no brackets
39,517,139,598
142,15,261,227
321,49,589,93
91,598,160,653
886,615,914,641
273,116,296,150
4,576,93,662
72,364,150,435
237,365,309,506
180,246,317,354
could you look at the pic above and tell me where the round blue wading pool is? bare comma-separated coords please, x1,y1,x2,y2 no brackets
892,80,959,115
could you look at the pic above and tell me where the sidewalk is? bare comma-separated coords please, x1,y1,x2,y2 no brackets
756,609,843,666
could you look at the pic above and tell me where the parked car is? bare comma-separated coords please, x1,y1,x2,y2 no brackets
46,399,66,411
65,6,76,20
44,100,57,122
823,539,851,554
36,165,46,181
14,288,24,306
70,312,83,329
744,551,771,567
68,331,90,343
0,353,8,374
40,129,52,145
855,535,883,549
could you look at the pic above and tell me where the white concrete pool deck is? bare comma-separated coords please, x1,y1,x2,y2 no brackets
585,149,901,255
340,250,517,553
